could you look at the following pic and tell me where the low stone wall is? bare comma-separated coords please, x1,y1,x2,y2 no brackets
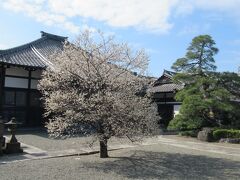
219,138,240,144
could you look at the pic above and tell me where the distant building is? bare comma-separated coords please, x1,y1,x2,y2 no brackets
148,70,183,128
0,31,67,126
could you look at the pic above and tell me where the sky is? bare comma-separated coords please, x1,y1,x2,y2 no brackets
0,0,240,77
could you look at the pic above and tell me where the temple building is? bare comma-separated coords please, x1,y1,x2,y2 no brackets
148,70,183,128
0,31,183,128
0,31,67,126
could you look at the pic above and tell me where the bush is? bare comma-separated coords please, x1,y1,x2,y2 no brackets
213,129,240,140
179,130,198,137
168,114,202,131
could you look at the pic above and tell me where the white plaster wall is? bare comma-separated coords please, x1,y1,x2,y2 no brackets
31,69,42,78
5,77,28,88
174,105,181,117
5,67,29,77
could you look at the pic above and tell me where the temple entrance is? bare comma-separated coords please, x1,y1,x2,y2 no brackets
157,104,174,128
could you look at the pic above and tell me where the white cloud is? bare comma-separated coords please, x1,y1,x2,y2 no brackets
174,1,194,17
194,0,240,12
174,0,240,17
1,0,240,34
47,0,178,34
2,0,84,34
1,0,178,34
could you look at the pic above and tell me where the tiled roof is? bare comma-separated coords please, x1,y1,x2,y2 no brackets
153,69,176,86
163,69,176,78
148,83,183,93
0,31,67,68
149,69,184,93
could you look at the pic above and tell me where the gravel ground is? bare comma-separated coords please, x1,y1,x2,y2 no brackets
1,143,240,180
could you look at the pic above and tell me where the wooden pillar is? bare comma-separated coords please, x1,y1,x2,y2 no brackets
0,65,5,117
26,69,31,126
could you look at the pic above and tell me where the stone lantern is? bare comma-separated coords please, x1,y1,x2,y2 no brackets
4,117,23,154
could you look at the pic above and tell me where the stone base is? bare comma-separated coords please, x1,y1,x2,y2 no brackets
4,142,23,154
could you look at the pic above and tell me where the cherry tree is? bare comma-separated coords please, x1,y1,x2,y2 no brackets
39,31,159,158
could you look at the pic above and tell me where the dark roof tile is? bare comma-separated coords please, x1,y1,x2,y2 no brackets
0,31,67,68
149,69,184,93
148,83,183,93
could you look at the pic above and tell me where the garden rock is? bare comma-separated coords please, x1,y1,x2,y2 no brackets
197,128,214,142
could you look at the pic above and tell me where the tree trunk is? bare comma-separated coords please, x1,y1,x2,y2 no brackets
99,138,108,158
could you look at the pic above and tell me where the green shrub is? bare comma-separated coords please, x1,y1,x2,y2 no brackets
213,129,240,140
167,114,202,131
179,130,198,137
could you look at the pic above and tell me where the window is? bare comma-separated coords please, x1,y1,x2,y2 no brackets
153,93,165,98
30,91,41,107
4,91,15,105
16,91,27,106
165,92,174,98
4,90,27,107
5,77,28,88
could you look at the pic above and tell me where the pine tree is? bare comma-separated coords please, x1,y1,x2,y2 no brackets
169,35,240,130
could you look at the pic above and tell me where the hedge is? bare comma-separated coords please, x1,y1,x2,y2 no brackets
213,129,240,140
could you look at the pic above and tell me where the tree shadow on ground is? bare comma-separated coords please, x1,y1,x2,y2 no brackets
83,150,240,179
